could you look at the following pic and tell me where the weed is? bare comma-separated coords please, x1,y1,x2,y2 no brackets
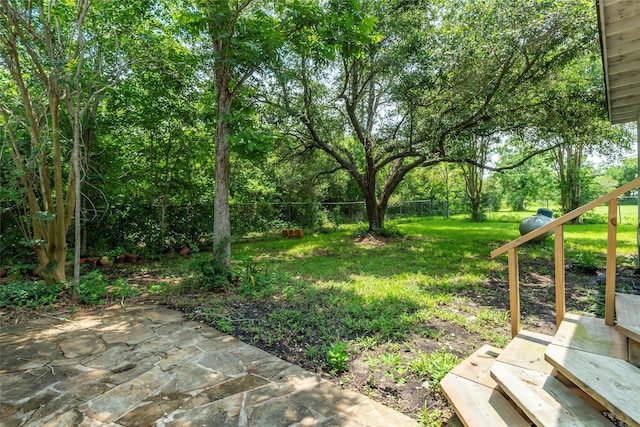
417,405,446,427
147,281,173,295
0,280,62,308
352,336,379,352
187,255,229,291
111,279,140,300
327,342,349,374
409,348,459,389
216,317,234,334
76,270,109,304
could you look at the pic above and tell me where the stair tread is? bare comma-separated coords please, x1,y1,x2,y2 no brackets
616,292,640,342
447,344,500,388
440,345,530,427
551,313,627,359
496,329,555,374
440,373,530,427
491,361,614,427
545,344,640,427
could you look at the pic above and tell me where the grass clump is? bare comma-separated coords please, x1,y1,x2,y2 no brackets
409,348,459,389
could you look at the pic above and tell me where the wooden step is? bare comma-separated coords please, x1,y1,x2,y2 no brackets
616,292,640,342
545,344,640,427
491,330,613,427
491,362,614,427
440,345,530,427
495,330,555,374
552,313,627,359
616,292,640,367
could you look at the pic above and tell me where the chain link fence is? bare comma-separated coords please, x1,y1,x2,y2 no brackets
230,200,449,235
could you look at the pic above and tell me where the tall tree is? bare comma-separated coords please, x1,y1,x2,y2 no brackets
187,0,285,271
537,54,634,215
267,0,596,230
1,0,88,282
460,135,492,222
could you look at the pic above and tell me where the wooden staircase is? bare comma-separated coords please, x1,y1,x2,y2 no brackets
441,292,640,427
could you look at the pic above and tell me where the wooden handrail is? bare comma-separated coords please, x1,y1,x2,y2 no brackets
491,177,640,259
491,176,640,337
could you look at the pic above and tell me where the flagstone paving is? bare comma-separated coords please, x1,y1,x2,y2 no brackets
0,304,417,426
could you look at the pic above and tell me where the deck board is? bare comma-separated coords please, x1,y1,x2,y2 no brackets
491,361,614,427
551,313,627,359
440,373,530,427
440,345,530,427
545,344,640,427
496,330,555,374
616,293,640,343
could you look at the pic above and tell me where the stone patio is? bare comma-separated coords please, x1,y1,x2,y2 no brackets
0,304,418,426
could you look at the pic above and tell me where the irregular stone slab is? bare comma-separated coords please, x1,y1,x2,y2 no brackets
170,364,227,394
117,397,184,427
55,316,105,332
230,345,272,363
138,337,174,354
0,412,22,427
0,400,20,418
343,400,418,426
101,323,155,345
168,330,204,348
166,393,243,427
138,307,185,324
102,356,162,386
204,374,269,402
0,338,62,373
204,335,245,351
58,332,106,358
0,369,61,403
246,357,294,380
40,408,83,427
85,366,171,423
319,413,368,426
82,345,150,371
152,323,185,338
187,322,225,339
175,392,211,410
27,394,83,425
245,395,319,427
244,381,296,407
197,351,244,376
294,380,369,418
158,346,202,371
21,390,61,414
52,367,108,392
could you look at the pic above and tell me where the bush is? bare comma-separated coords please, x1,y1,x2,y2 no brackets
76,270,109,304
0,280,62,308
186,255,229,291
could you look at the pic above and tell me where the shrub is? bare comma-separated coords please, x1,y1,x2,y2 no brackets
76,270,109,304
187,255,229,291
0,280,62,308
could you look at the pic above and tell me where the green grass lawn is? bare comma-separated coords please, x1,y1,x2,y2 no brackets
6,213,636,426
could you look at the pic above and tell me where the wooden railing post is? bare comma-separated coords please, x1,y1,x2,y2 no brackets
605,199,618,326
508,247,520,338
554,224,565,329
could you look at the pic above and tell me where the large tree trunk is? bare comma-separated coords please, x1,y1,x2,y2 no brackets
555,144,583,222
213,75,233,272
